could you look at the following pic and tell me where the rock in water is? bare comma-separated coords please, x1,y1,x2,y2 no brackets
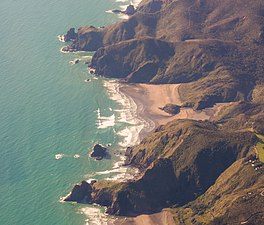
64,181,92,202
90,144,107,160
64,28,77,42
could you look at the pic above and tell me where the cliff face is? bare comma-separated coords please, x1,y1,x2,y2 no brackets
63,0,264,222
66,120,259,217
172,158,264,225
90,120,257,216
65,0,264,109
91,38,174,82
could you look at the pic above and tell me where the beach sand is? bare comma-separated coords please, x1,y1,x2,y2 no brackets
120,83,233,132
120,83,212,130
113,209,175,225
111,83,233,225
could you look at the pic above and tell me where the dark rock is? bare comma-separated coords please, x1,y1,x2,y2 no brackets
64,181,92,203
90,144,107,160
124,5,136,15
160,104,181,115
61,46,77,53
124,147,134,165
137,0,162,13
74,59,80,64
64,28,77,42
91,38,174,81
112,5,136,16
73,26,103,51
112,9,122,14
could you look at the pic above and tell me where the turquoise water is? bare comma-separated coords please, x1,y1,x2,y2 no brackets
0,1,132,224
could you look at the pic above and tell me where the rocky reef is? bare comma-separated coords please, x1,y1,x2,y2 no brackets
64,181,92,203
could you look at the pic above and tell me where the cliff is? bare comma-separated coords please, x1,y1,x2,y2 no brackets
65,0,264,109
171,158,264,224
87,120,258,216
63,0,264,223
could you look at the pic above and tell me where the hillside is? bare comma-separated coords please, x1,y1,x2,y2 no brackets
65,0,264,110
63,0,264,223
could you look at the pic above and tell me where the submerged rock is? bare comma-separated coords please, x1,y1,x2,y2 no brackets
90,144,108,160
64,181,92,203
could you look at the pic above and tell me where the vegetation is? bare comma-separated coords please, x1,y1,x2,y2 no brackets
64,0,264,223
256,134,264,162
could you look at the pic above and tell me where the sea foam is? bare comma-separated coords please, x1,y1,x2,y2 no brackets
91,80,144,181
79,206,111,225
96,108,115,129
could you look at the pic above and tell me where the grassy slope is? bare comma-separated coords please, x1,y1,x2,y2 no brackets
256,134,264,162
64,0,264,222
171,159,264,225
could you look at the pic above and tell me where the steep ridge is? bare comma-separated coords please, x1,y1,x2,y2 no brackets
87,120,258,216
65,0,264,108
171,158,264,224
63,0,264,222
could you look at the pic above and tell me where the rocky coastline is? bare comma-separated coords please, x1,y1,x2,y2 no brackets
62,0,264,224
112,4,136,16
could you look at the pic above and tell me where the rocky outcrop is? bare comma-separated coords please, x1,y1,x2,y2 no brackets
112,4,136,16
73,26,103,51
73,120,258,216
171,158,264,225
90,144,108,160
124,5,136,15
90,38,174,82
64,28,77,42
62,0,264,109
160,104,181,115
64,181,92,202
62,0,264,219
137,0,163,13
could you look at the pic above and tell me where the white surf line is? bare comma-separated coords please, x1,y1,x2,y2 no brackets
96,108,116,129
92,80,144,181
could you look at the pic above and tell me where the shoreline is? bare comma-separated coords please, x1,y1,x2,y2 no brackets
119,83,234,131
119,83,156,140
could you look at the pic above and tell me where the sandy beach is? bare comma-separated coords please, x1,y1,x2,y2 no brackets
120,83,210,129
111,83,233,225
119,83,233,138
113,209,175,225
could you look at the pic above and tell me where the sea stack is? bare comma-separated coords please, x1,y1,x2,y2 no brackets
90,144,108,160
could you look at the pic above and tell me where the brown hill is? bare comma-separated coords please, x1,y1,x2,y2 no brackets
65,0,264,109
63,0,264,222
171,158,264,225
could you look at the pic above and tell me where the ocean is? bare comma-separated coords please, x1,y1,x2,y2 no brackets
0,1,142,224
